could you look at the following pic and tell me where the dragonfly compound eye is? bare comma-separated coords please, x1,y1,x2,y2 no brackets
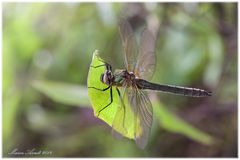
100,71,112,86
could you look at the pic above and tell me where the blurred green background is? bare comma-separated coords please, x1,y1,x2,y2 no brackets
3,2,237,157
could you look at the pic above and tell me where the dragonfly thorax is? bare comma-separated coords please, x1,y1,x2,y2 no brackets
125,71,136,80
115,70,138,87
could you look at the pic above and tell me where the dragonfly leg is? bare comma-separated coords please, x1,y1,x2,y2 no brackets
90,62,112,71
88,86,110,91
116,87,126,128
90,64,106,68
97,87,113,117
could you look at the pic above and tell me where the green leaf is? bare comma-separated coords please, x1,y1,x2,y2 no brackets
87,50,135,139
32,80,90,107
153,99,214,145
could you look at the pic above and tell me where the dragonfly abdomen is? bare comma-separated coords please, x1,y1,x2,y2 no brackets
136,79,212,97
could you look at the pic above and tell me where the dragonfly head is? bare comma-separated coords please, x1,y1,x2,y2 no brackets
100,70,113,86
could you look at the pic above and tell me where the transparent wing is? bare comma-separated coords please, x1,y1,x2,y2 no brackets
135,29,156,80
128,87,153,149
119,18,138,72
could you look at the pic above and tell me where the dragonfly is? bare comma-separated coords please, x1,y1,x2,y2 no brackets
88,18,212,149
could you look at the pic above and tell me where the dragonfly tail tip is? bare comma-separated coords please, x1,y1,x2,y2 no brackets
206,91,212,96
